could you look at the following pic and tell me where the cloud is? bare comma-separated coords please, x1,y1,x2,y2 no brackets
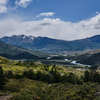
0,0,8,5
37,12,55,17
0,0,33,13
16,0,32,8
1,13,100,40
0,0,8,13
0,5,7,13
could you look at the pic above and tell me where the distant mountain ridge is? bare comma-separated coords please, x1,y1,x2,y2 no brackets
1,35,100,53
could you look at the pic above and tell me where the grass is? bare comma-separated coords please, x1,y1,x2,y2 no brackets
0,63,84,77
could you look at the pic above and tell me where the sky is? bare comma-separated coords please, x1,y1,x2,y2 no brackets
0,0,100,40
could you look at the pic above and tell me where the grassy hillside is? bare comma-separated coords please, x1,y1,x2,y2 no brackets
72,52,100,65
0,56,100,100
0,40,40,60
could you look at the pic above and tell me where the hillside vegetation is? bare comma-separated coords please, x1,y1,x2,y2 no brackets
72,52,100,65
0,56,100,100
0,40,43,60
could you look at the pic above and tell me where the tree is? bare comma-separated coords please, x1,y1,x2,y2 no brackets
6,71,13,78
66,73,79,84
0,66,6,90
84,71,90,82
23,70,35,79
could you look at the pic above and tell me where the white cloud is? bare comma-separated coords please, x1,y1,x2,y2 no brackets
37,12,55,17
0,0,8,13
1,13,100,40
16,0,32,8
0,0,32,13
0,0,8,5
0,5,7,13
96,11,99,15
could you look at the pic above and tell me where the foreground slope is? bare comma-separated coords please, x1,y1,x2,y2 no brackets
0,56,99,100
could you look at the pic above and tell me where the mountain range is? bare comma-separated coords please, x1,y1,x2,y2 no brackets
1,35,100,54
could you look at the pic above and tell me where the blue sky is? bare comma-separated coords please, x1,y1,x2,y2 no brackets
0,0,100,40
0,0,100,21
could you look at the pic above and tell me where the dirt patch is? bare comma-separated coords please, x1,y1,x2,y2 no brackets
0,96,12,100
